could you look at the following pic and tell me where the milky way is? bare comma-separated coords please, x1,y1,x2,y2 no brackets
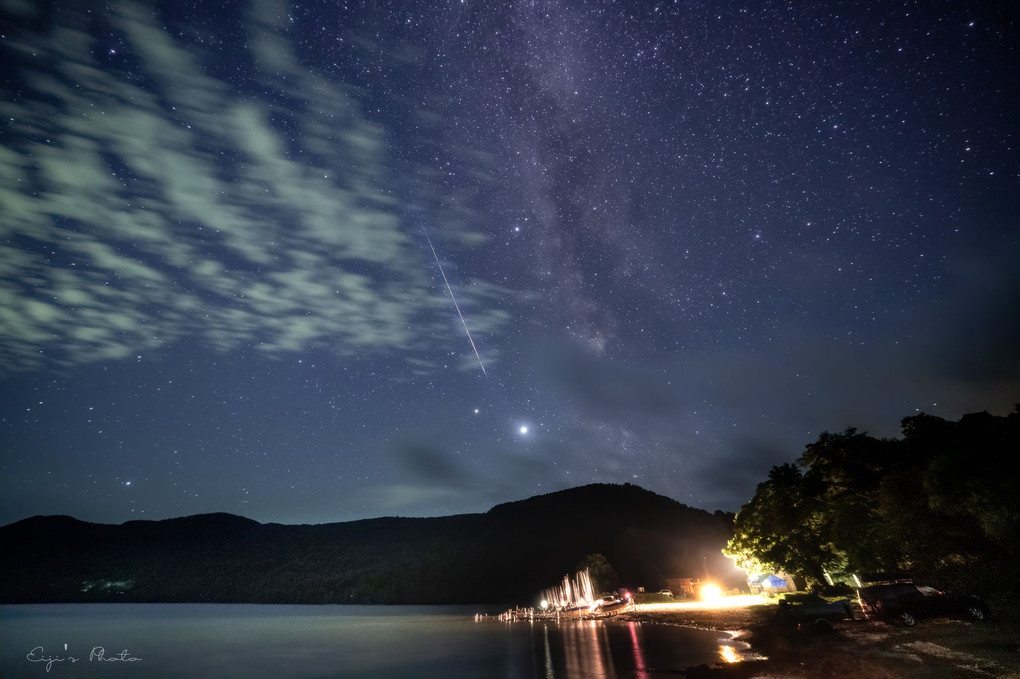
1,0,1017,525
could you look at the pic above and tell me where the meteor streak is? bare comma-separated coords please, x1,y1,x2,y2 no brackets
422,226,487,376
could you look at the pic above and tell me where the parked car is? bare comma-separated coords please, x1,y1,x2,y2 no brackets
856,583,989,626
657,589,673,597
776,593,853,632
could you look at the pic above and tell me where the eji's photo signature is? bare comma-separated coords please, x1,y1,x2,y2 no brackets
26,645,142,673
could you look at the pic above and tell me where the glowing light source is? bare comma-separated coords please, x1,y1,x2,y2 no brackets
699,583,723,602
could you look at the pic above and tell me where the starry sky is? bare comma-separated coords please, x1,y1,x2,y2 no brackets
1,0,1017,526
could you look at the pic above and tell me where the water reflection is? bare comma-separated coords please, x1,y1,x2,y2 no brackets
527,618,750,678
2,605,739,679
627,622,650,679
719,643,741,664
543,624,555,678
718,631,754,665
541,620,614,679
536,620,669,678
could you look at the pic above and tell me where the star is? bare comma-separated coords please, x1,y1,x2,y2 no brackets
0,0,1012,532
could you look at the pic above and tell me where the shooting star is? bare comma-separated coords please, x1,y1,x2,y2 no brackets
422,225,488,376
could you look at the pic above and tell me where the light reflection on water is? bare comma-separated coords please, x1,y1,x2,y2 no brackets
719,641,741,664
556,620,613,679
525,617,745,678
628,621,651,679
0,604,745,678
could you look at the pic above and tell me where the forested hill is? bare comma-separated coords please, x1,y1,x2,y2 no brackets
0,483,736,605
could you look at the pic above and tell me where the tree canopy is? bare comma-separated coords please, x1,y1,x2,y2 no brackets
725,407,1019,600
578,553,618,595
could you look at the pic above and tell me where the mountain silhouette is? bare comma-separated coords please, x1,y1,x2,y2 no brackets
0,483,738,605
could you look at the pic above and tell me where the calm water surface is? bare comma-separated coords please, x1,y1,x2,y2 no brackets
0,604,746,678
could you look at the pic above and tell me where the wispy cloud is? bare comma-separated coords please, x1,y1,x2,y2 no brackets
0,0,508,374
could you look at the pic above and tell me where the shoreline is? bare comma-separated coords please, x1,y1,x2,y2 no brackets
617,601,1020,678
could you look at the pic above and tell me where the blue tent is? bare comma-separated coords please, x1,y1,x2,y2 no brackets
748,573,790,593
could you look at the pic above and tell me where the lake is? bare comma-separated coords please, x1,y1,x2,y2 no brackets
0,604,745,678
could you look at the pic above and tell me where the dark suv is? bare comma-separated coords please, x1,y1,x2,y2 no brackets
856,583,989,626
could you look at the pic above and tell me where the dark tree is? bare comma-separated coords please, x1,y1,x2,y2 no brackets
798,429,898,575
578,553,618,595
726,407,1020,603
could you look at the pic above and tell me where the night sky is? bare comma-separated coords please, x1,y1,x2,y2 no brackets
1,0,1017,527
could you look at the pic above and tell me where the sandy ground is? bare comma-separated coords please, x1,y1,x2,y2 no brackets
616,598,1020,678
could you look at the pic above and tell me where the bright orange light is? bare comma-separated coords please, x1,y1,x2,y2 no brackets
718,644,740,664
699,583,723,602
